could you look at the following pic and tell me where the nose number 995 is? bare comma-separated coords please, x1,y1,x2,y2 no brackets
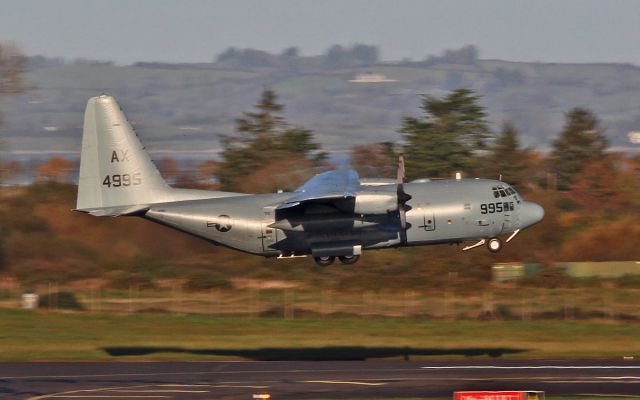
480,202,514,214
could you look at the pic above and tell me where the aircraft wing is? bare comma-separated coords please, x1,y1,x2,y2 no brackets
278,169,360,209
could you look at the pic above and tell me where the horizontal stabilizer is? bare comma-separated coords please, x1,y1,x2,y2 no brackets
75,205,150,217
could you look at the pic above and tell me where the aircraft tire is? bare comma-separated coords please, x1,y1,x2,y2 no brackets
314,256,336,267
338,255,360,265
487,237,503,253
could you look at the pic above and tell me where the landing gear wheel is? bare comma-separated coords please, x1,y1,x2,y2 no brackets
487,237,503,253
314,256,336,267
338,255,360,265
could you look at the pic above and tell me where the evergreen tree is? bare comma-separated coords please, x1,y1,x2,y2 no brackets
218,89,324,190
0,43,26,184
550,107,608,189
486,121,531,188
400,88,490,179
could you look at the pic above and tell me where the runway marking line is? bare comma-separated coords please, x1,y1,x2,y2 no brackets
45,397,169,399
28,384,179,400
111,390,209,393
2,367,416,380
302,380,386,386
28,382,272,400
421,365,640,370
578,394,640,398
210,385,270,389
599,376,640,379
547,380,640,384
157,383,268,388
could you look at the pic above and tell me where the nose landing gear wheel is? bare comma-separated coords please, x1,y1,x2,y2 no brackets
487,237,503,253
338,255,360,265
314,256,336,267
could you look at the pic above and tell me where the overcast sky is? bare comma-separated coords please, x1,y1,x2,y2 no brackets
1,0,640,65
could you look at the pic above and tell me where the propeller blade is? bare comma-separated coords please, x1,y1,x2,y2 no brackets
397,190,412,204
399,206,407,230
397,154,405,184
396,154,411,230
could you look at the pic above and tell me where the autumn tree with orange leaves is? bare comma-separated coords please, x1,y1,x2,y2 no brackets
37,157,73,182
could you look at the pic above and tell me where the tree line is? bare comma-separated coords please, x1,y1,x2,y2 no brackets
211,87,624,195
15,86,635,204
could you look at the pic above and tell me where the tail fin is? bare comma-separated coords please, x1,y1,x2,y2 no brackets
76,95,173,215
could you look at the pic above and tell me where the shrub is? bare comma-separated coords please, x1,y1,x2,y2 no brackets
184,270,231,291
38,291,84,310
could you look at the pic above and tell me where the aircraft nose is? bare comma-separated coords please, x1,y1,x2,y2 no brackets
520,201,544,228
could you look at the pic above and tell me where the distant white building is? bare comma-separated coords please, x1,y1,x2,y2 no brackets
628,131,640,144
348,73,397,83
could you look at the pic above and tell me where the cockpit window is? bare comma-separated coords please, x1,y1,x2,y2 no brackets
492,185,517,198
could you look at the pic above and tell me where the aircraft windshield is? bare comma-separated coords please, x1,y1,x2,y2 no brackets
491,185,517,198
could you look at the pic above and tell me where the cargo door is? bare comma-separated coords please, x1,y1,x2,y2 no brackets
500,200,515,233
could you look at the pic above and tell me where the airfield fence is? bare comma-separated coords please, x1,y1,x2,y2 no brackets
1,280,640,322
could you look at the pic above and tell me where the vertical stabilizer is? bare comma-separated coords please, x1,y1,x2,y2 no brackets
76,95,173,213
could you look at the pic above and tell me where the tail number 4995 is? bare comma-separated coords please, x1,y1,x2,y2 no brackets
102,173,142,188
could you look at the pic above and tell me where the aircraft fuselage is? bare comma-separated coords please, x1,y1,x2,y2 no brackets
144,178,543,258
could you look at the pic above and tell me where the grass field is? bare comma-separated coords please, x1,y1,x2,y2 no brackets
2,307,640,361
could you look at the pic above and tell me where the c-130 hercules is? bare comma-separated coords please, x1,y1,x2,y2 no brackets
76,95,544,266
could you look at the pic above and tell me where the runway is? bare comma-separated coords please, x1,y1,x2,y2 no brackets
2,360,640,399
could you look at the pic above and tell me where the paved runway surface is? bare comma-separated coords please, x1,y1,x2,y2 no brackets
2,360,640,399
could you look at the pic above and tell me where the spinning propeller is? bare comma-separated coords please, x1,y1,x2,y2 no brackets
396,154,412,230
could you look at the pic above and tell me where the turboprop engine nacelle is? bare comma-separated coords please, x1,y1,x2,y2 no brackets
349,191,398,215
270,214,381,232
336,188,398,215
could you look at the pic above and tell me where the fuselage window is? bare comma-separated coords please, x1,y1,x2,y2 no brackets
499,189,507,197
493,190,500,198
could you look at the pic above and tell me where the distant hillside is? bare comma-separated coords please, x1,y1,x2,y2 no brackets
2,56,640,157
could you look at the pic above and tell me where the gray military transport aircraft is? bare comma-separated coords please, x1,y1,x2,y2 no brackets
76,95,544,266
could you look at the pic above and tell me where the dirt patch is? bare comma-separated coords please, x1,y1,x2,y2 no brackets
231,278,300,290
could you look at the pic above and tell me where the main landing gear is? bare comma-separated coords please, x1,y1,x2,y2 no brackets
313,255,361,267
314,256,335,266
338,255,360,265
